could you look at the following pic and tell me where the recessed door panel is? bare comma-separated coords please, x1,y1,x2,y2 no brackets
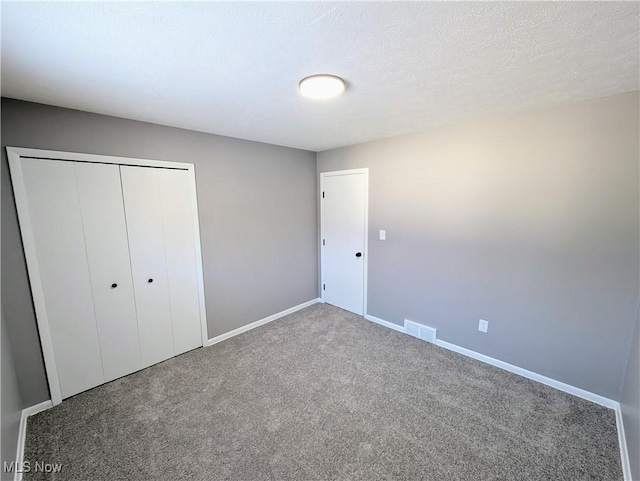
21,159,104,398
322,172,367,315
75,162,142,382
158,169,203,355
121,165,175,368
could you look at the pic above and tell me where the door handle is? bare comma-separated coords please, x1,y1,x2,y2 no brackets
111,283,118,289
355,252,362,258
148,278,154,283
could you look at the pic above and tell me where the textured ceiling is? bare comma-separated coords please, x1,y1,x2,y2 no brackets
2,2,638,152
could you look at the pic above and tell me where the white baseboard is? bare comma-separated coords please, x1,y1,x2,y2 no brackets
363,313,617,407
615,404,632,481
14,400,53,481
434,339,617,409
205,298,322,347
362,312,632,478
364,314,405,333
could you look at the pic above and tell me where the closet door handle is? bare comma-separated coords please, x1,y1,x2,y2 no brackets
355,252,362,258
147,278,153,283
111,283,118,289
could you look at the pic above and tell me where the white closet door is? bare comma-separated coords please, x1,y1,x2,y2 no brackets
158,169,202,355
75,162,142,382
21,159,104,399
120,166,175,367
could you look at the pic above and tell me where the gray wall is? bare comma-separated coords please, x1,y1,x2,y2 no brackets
620,306,639,480
318,92,639,400
1,98,318,405
2,309,25,480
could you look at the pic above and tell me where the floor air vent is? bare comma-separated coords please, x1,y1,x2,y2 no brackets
404,319,437,344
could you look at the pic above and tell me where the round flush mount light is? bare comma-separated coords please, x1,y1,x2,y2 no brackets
298,74,346,100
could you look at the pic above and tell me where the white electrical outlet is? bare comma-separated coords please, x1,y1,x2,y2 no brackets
379,230,386,240
478,319,489,333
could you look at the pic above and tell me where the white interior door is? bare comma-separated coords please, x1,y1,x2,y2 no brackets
75,162,142,382
21,159,104,399
322,170,368,315
121,165,175,368
157,169,203,355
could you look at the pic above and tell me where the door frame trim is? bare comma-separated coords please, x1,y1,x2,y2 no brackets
7,147,209,405
320,168,369,316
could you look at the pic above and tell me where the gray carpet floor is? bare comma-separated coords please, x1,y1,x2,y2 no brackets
24,303,622,480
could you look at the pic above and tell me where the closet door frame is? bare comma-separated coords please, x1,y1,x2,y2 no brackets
7,147,209,406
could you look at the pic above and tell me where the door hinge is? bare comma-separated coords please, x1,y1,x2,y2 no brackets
323,284,325,290
322,191,325,198
322,239,325,246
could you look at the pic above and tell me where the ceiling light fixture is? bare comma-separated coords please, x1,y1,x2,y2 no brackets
298,74,346,100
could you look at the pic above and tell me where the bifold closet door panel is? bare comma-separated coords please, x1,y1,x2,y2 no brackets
158,169,202,355
120,165,175,368
75,162,142,382
20,159,104,399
